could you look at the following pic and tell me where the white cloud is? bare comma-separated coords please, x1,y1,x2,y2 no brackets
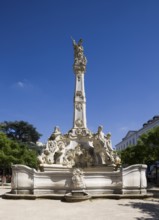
17,81,25,88
12,80,33,89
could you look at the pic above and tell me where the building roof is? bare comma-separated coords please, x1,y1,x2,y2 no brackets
116,114,159,148
122,131,137,141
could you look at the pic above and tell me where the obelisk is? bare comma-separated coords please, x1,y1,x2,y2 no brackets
72,39,87,130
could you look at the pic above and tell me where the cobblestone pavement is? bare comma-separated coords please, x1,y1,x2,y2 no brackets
1,186,159,220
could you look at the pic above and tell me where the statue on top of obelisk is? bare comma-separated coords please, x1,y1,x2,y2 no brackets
71,38,87,73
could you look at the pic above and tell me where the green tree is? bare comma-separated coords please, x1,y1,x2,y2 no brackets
121,126,159,166
0,120,42,143
0,133,38,175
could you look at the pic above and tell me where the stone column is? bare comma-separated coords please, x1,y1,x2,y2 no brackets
72,39,87,130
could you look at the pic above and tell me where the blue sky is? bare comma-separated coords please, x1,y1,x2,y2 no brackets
0,0,159,146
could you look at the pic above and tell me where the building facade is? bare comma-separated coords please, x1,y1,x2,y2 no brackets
115,115,159,151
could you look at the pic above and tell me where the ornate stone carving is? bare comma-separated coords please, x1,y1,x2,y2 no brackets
75,102,82,111
37,152,47,165
37,40,121,170
75,128,83,136
76,91,84,99
74,128,92,138
77,75,81,81
49,126,62,140
92,126,115,165
114,153,121,169
75,119,83,127
63,149,76,167
63,145,82,168
72,38,87,74
72,168,85,189
38,125,119,168
40,126,67,165
79,148,93,167
62,144,93,168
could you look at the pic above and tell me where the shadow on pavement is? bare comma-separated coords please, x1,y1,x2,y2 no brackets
119,200,159,220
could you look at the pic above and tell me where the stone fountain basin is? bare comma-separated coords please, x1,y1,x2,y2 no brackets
10,164,147,196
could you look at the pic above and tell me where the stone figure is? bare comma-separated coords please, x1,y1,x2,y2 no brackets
63,145,83,168
37,151,46,165
93,141,105,164
96,126,105,140
72,38,84,58
63,149,76,167
37,123,118,169
54,140,66,164
48,140,66,164
93,126,106,164
74,145,83,167
80,148,93,167
44,140,57,163
114,152,121,168
43,148,54,164
63,144,93,168
72,168,85,189
105,133,113,151
93,126,115,165
103,132,114,163
72,38,87,73
37,146,55,165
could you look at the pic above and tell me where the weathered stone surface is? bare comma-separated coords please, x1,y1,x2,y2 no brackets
11,164,147,196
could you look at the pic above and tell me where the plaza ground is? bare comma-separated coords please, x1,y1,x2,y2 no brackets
1,186,159,220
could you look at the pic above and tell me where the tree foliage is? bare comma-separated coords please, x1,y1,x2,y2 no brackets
0,133,38,174
0,120,41,143
121,126,159,166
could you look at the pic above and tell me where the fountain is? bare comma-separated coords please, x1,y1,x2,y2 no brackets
7,39,147,201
